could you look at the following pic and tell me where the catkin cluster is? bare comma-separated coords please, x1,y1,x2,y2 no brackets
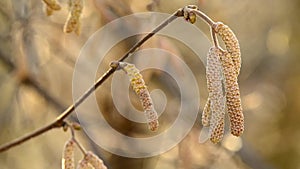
62,139,107,169
77,152,107,169
42,0,61,16
116,62,159,131
63,0,83,35
62,139,75,169
203,23,244,143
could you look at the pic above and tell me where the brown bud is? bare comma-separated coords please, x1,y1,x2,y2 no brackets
72,122,81,130
183,5,198,24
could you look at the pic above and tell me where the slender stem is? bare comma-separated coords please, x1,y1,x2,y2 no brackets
119,9,183,62
0,8,183,153
192,9,215,26
68,124,87,155
211,26,219,48
73,138,87,155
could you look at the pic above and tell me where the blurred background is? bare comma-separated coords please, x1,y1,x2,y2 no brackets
0,0,299,168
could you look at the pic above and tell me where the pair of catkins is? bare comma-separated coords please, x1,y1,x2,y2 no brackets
112,22,244,144
62,139,107,169
202,22,244,143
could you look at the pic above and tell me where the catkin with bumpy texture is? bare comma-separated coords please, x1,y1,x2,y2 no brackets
202,98,211,127
85,152,107,169
42,0,61,10
119,62,159,131
206,47,226,143
219,50,244,136
64,0,83,35
62,139,75,169
213,22,241,75
77,159,90,169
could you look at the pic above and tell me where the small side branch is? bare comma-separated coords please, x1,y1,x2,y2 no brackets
0,121,61,152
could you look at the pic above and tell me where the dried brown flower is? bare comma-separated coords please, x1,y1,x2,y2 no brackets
118,62,159,131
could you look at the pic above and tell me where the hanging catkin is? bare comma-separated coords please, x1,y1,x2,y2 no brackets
202,98,211,127
117,62,159,131
77,159,90,169
62,139,75,169
84,152,107,169
42,0,61,10
64,0,83,35
219,50,244,136
213,22,241,76
205,47,226,143
42,0,61,16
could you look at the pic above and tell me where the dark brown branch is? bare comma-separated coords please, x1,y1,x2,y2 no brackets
0,8,184,153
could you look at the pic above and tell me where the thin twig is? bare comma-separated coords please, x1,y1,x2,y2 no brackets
119,9,183,61
192,9,215,26
0,8,184,153
211,26,219,48
68,123,87,155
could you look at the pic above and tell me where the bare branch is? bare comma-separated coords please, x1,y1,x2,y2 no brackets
0,8,184,153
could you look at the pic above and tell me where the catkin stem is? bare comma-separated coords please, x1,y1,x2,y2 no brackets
211,27,219,48
188,8,215,26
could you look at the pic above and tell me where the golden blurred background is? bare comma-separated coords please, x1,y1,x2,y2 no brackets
0,0,299,169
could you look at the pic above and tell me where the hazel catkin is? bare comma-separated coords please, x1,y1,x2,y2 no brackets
118,62,159,131
84,151,107,169
42,0,61,10
202,98,211,127
42,0,61,16
62,139,75,169
64,0,83,35
213,22,241,76
77,159,90,169
205,47,226,143
219,50,244,136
